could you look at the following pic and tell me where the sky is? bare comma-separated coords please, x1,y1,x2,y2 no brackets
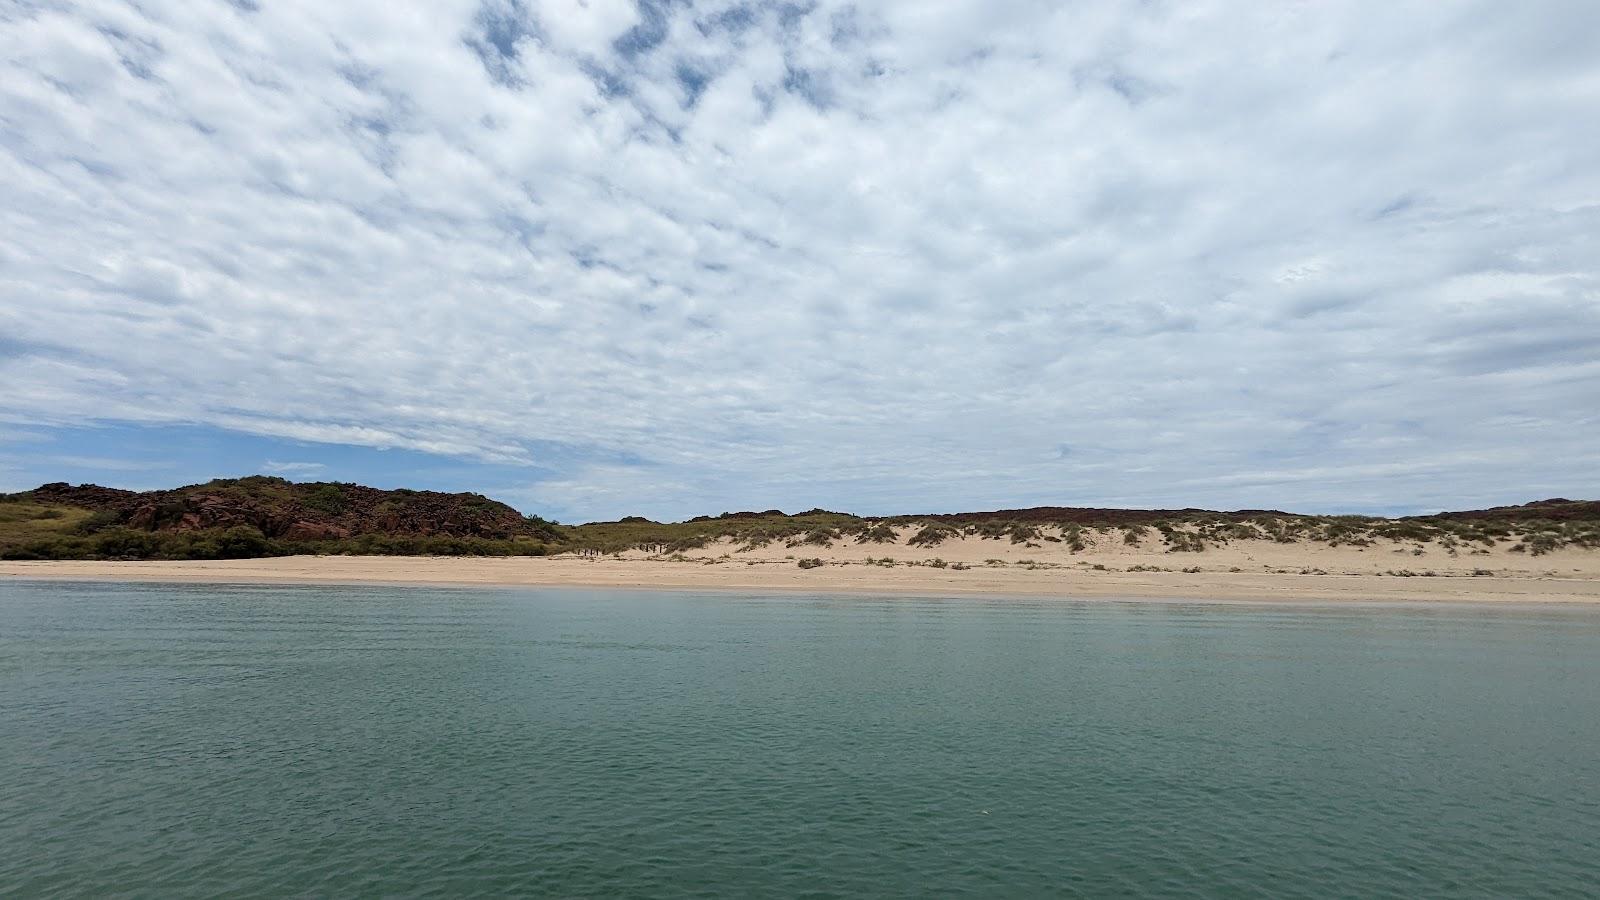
1,0,1597,523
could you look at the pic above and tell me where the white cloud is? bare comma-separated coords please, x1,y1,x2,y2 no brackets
261,460,326,475
1,0,1597,520
533,0,639,58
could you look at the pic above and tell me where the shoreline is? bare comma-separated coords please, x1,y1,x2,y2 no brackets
5,550,1600,605
5,575,1599,612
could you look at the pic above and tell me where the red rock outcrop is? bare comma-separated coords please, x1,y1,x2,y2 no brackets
16,476,559,541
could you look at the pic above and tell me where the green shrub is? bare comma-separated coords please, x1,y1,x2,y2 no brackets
216,526,274,559
2,536,93,560
1375,522,1436,543
855,523,897,544
1527,533,1560,556
907,524,957,547
74,509,123,535
1008,524,1040,544
1062,525,1086,552
92,529,167,559
805,528,838,545
1164,530,1205,553
303,484,348,515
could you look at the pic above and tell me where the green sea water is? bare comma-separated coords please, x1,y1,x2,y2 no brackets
2,582,1598,897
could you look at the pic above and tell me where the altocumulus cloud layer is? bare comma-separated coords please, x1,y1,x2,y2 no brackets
1,0,1597,520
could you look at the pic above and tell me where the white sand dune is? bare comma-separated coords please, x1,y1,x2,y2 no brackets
6,529,1598,604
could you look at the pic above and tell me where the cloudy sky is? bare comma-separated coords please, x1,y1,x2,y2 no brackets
2,0,1597,522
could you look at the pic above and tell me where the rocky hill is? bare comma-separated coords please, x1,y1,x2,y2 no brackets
1418,498,1600,522
19,477,561,542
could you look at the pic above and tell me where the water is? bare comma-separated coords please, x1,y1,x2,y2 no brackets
2,582,1598,897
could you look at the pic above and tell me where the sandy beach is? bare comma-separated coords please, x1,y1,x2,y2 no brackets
6,531,1598,604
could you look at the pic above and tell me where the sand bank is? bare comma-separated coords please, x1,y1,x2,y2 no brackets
4,533,1598,603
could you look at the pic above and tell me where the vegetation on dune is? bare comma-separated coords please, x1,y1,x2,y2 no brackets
567,509,865,556
856,523,897,544
4,482,1599,561
906,523,958,547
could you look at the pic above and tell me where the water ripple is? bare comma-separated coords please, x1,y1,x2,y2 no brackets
3,582,1599,896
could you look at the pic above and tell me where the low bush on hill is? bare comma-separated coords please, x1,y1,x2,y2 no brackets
907,524,959,547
